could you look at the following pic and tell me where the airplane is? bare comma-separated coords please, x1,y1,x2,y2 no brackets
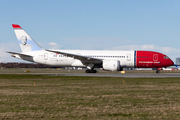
7,24,174,73
158,66,179,71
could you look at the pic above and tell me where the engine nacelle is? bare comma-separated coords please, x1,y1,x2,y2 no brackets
102,60,121,71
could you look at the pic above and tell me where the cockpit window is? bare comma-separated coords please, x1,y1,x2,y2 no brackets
164,56,170,59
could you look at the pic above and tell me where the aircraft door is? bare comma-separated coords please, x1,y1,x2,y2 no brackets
153,54,158,61
44,53,48,60
127,54,131,61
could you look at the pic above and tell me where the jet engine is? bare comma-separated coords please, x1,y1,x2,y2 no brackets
102,60,121,71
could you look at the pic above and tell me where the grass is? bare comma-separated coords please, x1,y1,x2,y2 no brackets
0,75,180,119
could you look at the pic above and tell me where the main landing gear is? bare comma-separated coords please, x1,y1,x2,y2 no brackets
156,70,160,73
86,63,97,73
85,69,97,73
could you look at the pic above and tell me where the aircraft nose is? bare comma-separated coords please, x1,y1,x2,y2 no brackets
170,59,174,66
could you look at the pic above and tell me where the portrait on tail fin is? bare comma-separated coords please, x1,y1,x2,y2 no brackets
20,35,32,52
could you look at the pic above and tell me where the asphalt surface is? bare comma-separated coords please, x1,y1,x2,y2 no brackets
4,72,180,78
56,73,180,78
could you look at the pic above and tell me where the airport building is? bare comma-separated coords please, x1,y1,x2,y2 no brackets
176,58,180,65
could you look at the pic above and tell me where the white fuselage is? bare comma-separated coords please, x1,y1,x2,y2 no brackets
21,50,135,68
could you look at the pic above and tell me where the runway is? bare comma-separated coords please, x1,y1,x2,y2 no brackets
56,73,180,78
6,72,180,78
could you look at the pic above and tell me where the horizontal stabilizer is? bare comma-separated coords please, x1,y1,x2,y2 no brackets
6,51,32,57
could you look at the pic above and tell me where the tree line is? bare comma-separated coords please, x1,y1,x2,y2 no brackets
0,63,57,68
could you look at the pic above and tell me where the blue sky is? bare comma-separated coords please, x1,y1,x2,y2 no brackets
1,0,180,62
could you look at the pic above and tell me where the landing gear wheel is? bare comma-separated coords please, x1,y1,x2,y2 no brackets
85,70,97,73
156,70,160,73
92,70,97,73
86,70,90,73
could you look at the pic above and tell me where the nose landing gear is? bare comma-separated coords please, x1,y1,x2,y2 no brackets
156,70,160,73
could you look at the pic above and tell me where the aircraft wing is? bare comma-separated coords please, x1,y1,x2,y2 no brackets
6,51,33,57
45,49,102,65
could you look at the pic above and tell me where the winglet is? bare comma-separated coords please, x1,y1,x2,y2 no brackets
12,24,21,28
